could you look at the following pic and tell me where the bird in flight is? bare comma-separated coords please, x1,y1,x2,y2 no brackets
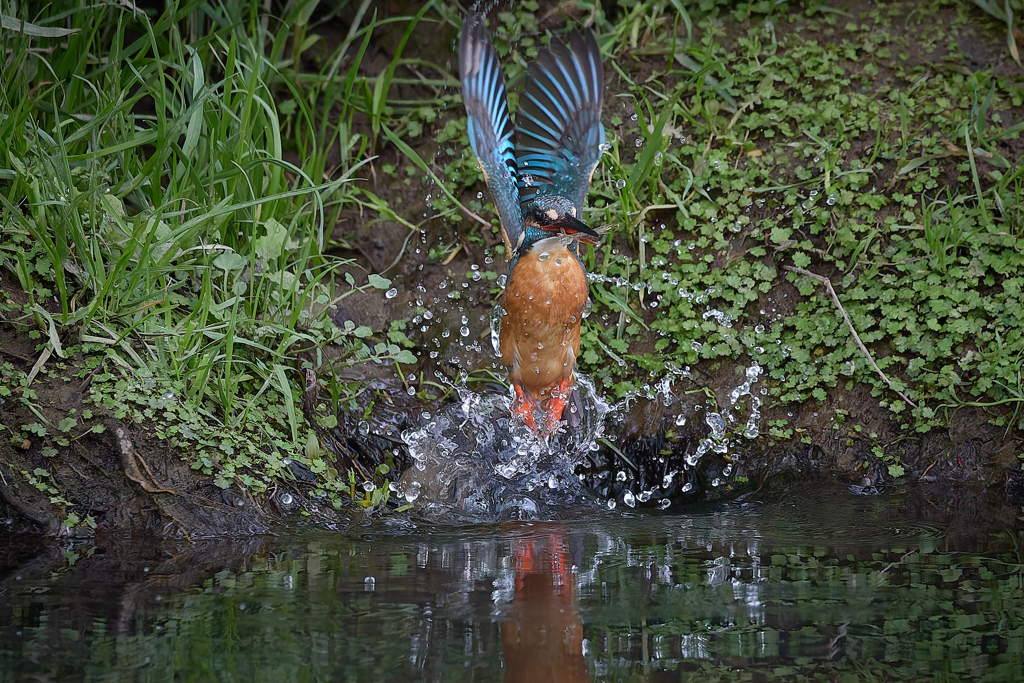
459,14,606,435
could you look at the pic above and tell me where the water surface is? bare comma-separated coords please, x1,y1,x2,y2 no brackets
1,483,1022,681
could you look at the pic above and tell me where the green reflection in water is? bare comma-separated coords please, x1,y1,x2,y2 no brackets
1,485,1023,681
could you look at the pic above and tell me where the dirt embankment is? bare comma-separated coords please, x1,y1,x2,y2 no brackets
3,2,1024,540
2,300,1022,540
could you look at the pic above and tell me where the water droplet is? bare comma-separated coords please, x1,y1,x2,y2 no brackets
607,499,617,510
460,326,470,337
623,490,636,507
385,288,398,299
658,499,671,510
615,179,626,190
362,480,376,492
538,251,550,261
682,482,693,493
616,470,627,482
705,412,726,437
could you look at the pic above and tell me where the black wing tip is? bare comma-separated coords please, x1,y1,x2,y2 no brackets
530,27,605,106
582,28,605,90
576,28,601,58
546,27,603,63
459,12,513,141
459,14,490,80
462,13,487,39
463,13,488,43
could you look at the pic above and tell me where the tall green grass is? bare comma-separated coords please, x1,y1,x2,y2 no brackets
0,0,412,492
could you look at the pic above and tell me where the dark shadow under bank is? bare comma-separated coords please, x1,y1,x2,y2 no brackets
1,368,1023,538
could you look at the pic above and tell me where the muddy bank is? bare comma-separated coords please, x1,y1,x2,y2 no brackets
3,0,1024,540
1,316,1022,539
3,235,1021,537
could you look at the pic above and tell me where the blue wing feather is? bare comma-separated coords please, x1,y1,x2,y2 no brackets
459,14,523,250
515,30,605,212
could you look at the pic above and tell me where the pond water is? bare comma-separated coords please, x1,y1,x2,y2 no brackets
1,483,1022,682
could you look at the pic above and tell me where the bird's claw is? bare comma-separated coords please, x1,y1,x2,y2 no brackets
513,379,572,437
541,378,572,436
513,384,538,432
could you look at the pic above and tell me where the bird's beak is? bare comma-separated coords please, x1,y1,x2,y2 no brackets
558,213,601,245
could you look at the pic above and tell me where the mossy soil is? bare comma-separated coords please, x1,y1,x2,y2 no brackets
3,0,1024,540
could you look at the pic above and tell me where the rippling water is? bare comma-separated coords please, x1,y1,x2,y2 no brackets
1,483,1022,681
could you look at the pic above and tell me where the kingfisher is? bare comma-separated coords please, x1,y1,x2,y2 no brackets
459,14,606,435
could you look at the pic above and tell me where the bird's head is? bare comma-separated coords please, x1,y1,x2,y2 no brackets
519,196,600,248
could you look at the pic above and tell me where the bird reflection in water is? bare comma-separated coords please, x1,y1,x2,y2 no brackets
501,531,588,683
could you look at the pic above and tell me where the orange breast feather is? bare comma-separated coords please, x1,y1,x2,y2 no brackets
500,244,589,399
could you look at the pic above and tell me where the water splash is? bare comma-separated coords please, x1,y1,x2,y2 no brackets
398,377,611,522
728,363,763,438
683,361,762,468
575,359,764,510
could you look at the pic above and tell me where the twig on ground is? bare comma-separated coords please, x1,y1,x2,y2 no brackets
116,426,176,494
920,459,938,479
784,265,918,409
0,347,33,363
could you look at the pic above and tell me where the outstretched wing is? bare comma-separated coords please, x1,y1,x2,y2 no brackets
515,30,605,212
459,14,523,251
